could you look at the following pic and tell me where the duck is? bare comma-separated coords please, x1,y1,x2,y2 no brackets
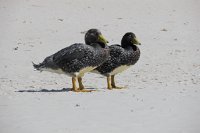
93,32,141,89
33,29,109,92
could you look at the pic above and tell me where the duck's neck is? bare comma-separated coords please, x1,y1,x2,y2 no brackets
121,39,132,48
121,41,137,51
87,42,106,48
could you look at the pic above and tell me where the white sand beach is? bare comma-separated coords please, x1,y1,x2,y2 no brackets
0,0,200,133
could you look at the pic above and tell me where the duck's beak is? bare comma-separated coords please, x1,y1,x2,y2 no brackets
98,34,109,44
133,37,141,45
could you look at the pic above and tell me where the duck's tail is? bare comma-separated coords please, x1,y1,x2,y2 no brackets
32,55,59,72
32,62,45,71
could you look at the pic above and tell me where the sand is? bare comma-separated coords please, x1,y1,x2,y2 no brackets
0,0,200,133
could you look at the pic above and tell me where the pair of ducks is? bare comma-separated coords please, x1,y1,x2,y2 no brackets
33,29,141,92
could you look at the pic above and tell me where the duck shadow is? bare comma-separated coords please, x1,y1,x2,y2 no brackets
16,88,97,93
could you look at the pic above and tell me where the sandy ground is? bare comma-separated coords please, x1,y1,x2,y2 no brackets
0,0,200,133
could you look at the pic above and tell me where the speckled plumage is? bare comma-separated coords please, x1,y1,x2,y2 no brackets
43,43,109,76
33,29,109,77
93,32,141,89
95,44,140,76
94,32,141,77
33,29,109,92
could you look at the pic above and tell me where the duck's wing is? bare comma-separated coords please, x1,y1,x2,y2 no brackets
109,44,124,58
111,44,121,47
53,43,86,64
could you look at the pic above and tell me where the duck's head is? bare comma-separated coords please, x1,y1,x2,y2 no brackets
85,29,109,47
121,32,141,47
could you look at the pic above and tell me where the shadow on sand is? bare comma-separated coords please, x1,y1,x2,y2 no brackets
16,88,97,93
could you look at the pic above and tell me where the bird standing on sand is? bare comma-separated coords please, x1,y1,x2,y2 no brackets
33,29,109,92
93,32,141,89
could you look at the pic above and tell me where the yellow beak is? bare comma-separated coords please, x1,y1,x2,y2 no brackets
133,37,141,45
98,34,109,44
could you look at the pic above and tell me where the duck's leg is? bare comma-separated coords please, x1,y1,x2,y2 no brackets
78,77,84,89
111,75,123,89
71,77,79,92
107,76,112,90
77,77,93,92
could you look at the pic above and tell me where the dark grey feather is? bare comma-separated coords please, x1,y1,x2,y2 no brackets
95,44,140,76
